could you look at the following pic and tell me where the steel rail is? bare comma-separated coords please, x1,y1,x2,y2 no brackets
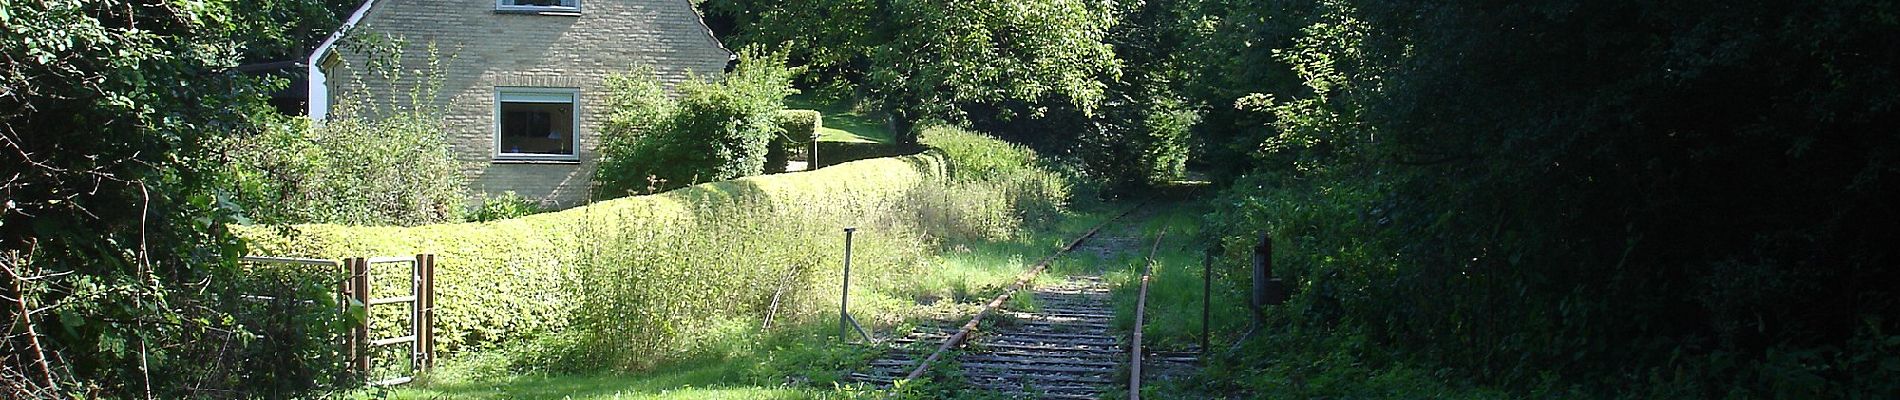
899,203,1148,383
1130,224,1169,400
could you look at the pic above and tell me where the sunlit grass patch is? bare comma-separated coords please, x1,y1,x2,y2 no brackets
786,95,893,145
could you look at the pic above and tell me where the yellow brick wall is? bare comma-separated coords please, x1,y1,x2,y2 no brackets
324,0,730,208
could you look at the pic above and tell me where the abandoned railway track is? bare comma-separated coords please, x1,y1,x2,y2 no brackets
850,204,1192,398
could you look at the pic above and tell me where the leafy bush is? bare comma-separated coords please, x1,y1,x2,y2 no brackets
594,46,798,197
466,192,546,222
594,66,676,197
0,0,360,397
765,109,821,173
912,126,1072,241
229,109,467,226
227,47,468,226
776,110,822,141
1135,95,1197,183
919,126,1041,183
217,261,359,395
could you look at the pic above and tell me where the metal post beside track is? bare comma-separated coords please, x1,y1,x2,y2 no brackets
1202,250,1213,353
840,227,869,342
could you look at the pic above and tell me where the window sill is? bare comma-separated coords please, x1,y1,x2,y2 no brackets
492,158,581,165
493,8,581,16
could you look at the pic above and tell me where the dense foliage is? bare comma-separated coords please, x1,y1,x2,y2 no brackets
226,45,469,226
594,47,799,197
466,192,547,223
711,0,1899,395
227,102,467,226
1177,0,1900,396
913,126,1073,242
0,0,357,397
705,0,1200,192
702,0,1122,144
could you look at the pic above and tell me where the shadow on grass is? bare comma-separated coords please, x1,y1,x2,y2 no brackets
786,94,893,145
383,324,877,400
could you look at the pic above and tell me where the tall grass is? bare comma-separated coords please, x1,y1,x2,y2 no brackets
546,189,930,371
248,125,1095,397
539,127,1082,372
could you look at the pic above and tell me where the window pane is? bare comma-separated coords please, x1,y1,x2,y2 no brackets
499,100,574,156
505,0,575,7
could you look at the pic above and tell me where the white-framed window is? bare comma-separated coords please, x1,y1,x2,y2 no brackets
495,0,579,13
494,87,581,161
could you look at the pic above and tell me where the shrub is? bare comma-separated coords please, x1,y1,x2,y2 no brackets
227,46,468,226
0,0,362,396
594,67,676,197
776,110,822,141
467,191,546,222
1063,85,1200,193
228,108,467,226
765,109,821,173
919,125,1041,183
593,46,798,197
913,126,1072,241
217,260,358,395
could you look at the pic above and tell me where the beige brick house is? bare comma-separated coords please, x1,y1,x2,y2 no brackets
307,0,732,208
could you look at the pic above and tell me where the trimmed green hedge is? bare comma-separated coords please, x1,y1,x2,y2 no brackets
237,152,951,354
777,109,821,141
766,109,821,173
815,141,924,169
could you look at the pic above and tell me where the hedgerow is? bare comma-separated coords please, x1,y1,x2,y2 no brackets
236,128,1068,371
238,152,947,351
765,109,821,173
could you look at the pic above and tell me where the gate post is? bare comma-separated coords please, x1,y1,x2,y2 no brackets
348,257,372,375
410,254,425,374
1252,233,1288,309
421,254,435,370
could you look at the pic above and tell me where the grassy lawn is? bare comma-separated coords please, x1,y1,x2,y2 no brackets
785,95,894,144
365,204,1124,399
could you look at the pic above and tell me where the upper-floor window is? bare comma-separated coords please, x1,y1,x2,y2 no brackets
496,0,579,13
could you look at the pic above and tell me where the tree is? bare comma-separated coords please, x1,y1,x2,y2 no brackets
704,0,1122,144
2,0,357,396
1196,0,1900,394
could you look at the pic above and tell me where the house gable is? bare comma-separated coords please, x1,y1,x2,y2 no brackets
311,0,732,208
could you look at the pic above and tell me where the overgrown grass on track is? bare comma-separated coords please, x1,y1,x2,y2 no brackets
367,204,1124,399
